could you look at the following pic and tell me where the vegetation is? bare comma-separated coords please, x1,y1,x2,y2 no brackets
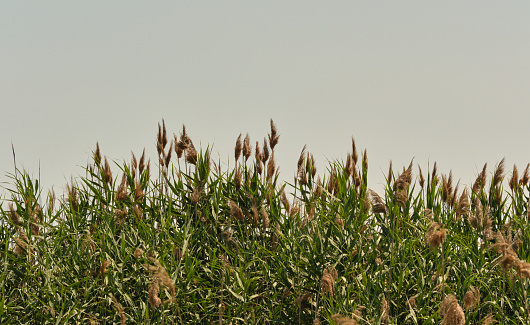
1,119,529,324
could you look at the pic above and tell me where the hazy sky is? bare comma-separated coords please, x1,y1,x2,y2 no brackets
2,2,530,199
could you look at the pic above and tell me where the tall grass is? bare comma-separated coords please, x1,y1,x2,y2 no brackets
1,119,530,324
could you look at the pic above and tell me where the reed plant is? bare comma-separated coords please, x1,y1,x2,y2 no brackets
2,119,530,324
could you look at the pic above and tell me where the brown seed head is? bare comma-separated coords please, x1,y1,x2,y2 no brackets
369,189,386,214
426,222,447,250
280,189,291,214
394,160,413,191
387,160,393,184
418,165,425,188
266,153,276,180
351,137,358,166
161,119,167,148
463,287,479,310
241,133,251,161
100,260,111,277
492,158,505,188
8,203,20,226
116,174,128,202
138,149,146,174
185,141,197,165
228,199,244,222
103,157,113,184
440,294,465,325
520,163,530,187
164,141,173,167
148,278,162,307
381,295,390,324
297,145,306,173
331,314,358,325
481,314,496,325
134,248,144,258
321,268,336,297
268,119,279,150
94,142,102,166
234,165,242,190
509,164,519,191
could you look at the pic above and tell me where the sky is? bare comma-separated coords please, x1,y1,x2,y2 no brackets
1,2,530,201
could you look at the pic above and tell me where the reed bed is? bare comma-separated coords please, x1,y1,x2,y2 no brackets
1,119,530,324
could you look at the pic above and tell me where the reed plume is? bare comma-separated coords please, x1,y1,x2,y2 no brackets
228,199,244,222
520,163,530,186
331,314,358,325
463,287,479,310
492,158,505,188
440,294,465,325
509,164,519,191
268,119,279,150
426,222,447,250
94,142,102,166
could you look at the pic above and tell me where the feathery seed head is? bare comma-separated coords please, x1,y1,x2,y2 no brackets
440,294,465,325
268,119,279,150
242,133,251,161
94,142,102,166
492,158,505,188
509,164,519,191
520,163,530,186
463,287,479,310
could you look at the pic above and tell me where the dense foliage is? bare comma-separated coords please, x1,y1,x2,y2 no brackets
1,120,529,324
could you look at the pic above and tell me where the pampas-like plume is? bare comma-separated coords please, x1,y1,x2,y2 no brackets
94,142,102,166
492,158,505,188
516,260,530,279
321,266,338,296
100,260,111,277
228,199,244,222
455,189,470,219
481,314,496,325
103,157,113,184
242,133,251,161
185,140,198,165
351,137,358,166
509,164,519,191
418,165,425,188
440,295,465,325
463,287,479,310
381,295,390,324
331,314,358,325
297,145,306,174
234,166,242,190
472,163,488,194
261,206,269,230
146,258,176,307
394,160,413,191
441,172,453,204
369,189,386,214
139,149,146,174
520,163,530,187
8,203,20,226
268,119,279,150
426,222,447,250
262,138,270,163
280,189,291,214
267,153,276,180
116,174,128,202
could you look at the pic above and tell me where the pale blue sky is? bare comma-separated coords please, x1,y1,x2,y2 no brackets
2,2,530,198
